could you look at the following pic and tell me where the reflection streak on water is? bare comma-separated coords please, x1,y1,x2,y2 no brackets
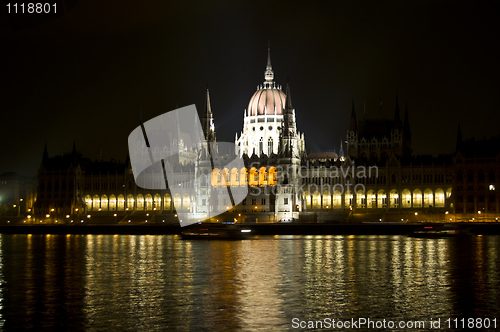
0,234,498,331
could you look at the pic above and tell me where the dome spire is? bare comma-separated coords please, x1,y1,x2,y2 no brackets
264,41,274,85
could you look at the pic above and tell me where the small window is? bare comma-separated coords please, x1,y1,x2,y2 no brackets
284,197,289,205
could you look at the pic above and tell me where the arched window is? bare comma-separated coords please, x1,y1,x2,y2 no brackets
231,168,239,186
357,189,366,208
93,195,100,211
182,193,190,211
389,189,399,208
268,167,277,186
109,195,117,211
164,194,171,210
154,194,161,210
85,195,92,211
240,168,248,186
101,195,108,211
174,194,181,211
345,190,353,207
413,189,422,208
259,167,267,186
367,190,375,208
435,188,445,207
401,189,411,208
117,194,125,211
249,168,258,186
127,194,134,210
377,190,386,208
221,168,230,186
424,189,433,207
332,190,342,209
211,169,221,187
303,191,311,209
312,191,321,209
136,194,144,210
323,190,331,209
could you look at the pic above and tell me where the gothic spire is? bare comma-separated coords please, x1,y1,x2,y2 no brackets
202,87,216,143
264,41,274,84
285,79,293,111
282,81,296,138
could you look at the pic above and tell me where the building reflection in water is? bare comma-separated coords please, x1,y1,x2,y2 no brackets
0,234,499,330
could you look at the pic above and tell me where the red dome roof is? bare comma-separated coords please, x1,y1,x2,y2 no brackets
247,87,286,116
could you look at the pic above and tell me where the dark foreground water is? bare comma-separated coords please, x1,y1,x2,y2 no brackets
0,234,499,331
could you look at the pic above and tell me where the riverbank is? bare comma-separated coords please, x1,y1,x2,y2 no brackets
1,222,500,235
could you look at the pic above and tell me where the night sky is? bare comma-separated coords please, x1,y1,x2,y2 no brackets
1,0,499,177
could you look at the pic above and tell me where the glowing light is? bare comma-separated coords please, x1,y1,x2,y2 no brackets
46,214,50,218
66,215,70,218
87,215,91,218
415,212,418,216
113,214,117,217
241,229,251,233
27,215,31,218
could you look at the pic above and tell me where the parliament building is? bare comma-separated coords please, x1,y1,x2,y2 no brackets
30,48,500,224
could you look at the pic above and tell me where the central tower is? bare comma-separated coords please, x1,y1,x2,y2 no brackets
236,45,287,157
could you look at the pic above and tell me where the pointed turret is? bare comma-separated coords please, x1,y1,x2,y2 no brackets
202,88,216,143
339,140,345,161
278,81,298,158
349,98,357,132
264,41,274,87
282,81,296,138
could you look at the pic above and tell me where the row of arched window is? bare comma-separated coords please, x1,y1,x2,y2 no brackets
302,188,452,209
211,167,277,187
84,193,191,212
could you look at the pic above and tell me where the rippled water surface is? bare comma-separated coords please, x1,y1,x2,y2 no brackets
0,234,499,331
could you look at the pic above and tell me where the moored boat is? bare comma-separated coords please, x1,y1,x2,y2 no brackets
181,223,254,239
408,224,473,238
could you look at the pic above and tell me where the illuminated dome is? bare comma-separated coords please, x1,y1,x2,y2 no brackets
247,86,286,116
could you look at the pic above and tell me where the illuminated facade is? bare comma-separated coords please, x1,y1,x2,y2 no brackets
29,48,500,224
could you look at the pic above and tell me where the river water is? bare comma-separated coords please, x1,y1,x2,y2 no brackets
0,234,499,331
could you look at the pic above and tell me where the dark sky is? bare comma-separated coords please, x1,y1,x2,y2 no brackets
1,0,499,176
